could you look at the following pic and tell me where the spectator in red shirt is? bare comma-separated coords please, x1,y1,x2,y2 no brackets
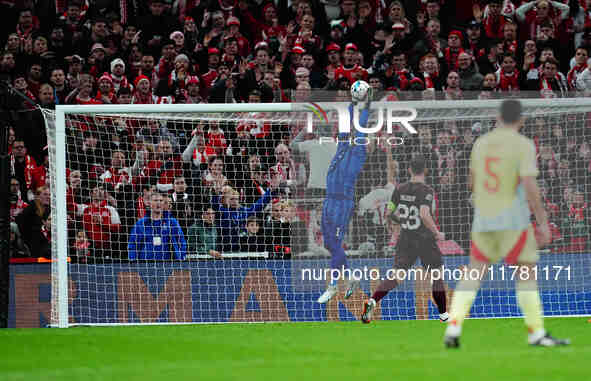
443,30,464,72
143,138,184,193
182,132,216,175
131,75,154,104
95,72,117,104
335,43,368,84
10,139,37,202
240,2,286,44
155,39,177,84
269,143,297,192
30,152,49,198
502,21,518,54
515,0,570,41
82,185,121,261
139,54,158,89
560,187,589,252
110,58,132,93
206,120,227,156
9,177,28,223
224,16,250,58
181,75,206,104
68,73,102,105
496,53,520,91
478,0,508,39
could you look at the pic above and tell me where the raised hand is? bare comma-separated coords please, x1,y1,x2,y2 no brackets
347,15,357,29
131,30,141,44
287,21,297,35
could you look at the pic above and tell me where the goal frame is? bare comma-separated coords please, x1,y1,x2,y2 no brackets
51,98,591,328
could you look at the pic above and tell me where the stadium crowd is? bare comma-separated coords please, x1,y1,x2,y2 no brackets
1,0,590,261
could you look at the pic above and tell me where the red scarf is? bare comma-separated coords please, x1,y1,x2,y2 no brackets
168,70,188,89
75,95,102,105
132,91,154,104
567,64,587,90
95,90,117,104
16,22,35,40
252,179,265,196
272,162,295,183
396,69,411,90
41,224,50,242
468,42,485,59
10,197,28,222
193,146,216,165
540,74,566,97
444,47,464,71
504,40,517,54
484,15,504,39
121,0,128,24
498,69,519,91
569,203,587,221
423,72,435,89
111,75,131,92
154,95,173,104
137,196,146,219
423,72,439,89
104,167,130,186
11,154,36,190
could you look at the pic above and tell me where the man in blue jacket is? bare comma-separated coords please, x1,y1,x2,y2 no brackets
318,80,371,303
211,174,280,253
128,192,187,260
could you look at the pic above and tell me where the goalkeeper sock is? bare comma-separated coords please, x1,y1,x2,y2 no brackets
371,279,398,303
449,278,480,328
516,279,544,335
431,279,447,314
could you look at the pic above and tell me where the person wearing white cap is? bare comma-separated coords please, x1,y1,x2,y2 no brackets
169,31,185,53
295,67,310,85
110,58,132,93
170,54,192,90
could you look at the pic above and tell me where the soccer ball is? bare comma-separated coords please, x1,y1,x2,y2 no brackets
351,80,370,102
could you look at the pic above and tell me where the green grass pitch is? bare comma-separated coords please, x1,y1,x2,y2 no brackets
0,318,588,381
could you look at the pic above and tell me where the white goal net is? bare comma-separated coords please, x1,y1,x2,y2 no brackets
46,99,591,327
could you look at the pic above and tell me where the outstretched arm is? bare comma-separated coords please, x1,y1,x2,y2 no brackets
386,144,398,186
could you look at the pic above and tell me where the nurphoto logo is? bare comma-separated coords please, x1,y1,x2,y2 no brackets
305,102,418,146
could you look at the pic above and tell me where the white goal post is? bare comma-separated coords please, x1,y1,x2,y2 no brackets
49,98,591,328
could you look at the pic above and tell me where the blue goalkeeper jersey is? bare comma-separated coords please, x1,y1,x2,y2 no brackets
326,103,369,199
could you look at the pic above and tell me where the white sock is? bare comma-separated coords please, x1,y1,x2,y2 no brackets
445,323,462,338
528,329,546,344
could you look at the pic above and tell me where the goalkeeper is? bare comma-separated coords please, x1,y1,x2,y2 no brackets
317,80,371,304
